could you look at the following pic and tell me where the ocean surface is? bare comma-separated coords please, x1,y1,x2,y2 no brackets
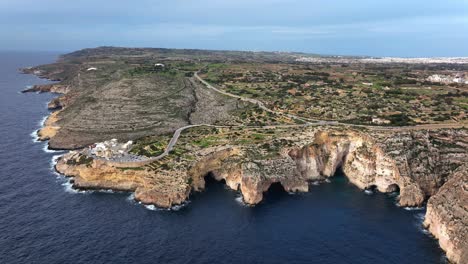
0,51,446,264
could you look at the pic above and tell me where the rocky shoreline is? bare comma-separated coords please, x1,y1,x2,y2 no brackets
51,127,468,263
22,55,467,264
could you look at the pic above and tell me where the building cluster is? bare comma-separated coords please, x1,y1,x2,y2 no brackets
426,74,468,85
89,139,133,159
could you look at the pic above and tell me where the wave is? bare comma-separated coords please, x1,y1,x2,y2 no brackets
30,129,39,142
49,154,62,170
60,181,118,195
142,200,190,211
364,189,374,195
61,180,89,194
171,202,190,211
126,193,136,202
413,212,431,235
30,115,48,143
235,194,250,207
42,143,64,154
38,115,48,127
404,206,425,211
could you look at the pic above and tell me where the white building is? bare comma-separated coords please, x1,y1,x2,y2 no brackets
90,139,133,159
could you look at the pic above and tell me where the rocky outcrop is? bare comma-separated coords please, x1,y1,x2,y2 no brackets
21,84,69,94
55,129,439,207
56,151,191,208
424,165,468,264
288,130,425,206
37,111,61,141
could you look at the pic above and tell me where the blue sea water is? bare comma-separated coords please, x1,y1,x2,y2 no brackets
0,51,446,264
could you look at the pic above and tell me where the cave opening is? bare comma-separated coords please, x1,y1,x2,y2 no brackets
204,172,226,186
263,182,287,202
387,184,400,194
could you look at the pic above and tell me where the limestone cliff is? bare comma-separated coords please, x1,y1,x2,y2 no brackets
56,151,191,208
424,165,468,264
56,128,460,208
54,127,468,262
288,131,425,206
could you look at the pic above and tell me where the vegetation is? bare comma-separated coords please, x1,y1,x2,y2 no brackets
199,62,468,125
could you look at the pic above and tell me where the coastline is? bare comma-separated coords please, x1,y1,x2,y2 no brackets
22,56,467,264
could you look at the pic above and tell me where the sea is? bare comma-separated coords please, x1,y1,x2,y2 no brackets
0,51,447,264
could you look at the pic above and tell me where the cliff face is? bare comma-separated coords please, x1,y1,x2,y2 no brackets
288,131,425,206
56,129,456,208
54,128,467,263
22,60,249,150
56,151,191,208
373,129,468,198
424,165,468,264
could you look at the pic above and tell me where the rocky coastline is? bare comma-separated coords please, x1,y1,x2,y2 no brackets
22,51,468,264
51,127,468,263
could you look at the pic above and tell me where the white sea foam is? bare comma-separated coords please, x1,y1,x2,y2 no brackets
49,154,62,170
141,200,190,211
310,181,320,186
404,206,425,211
414,213,431,235
38,115,48,127
235,194,249,207
42,143,64,153
30,130,39,142
144,204,158,211
364,189,374,195
126,193,136,202
61,180,86,194
30,115,48,143
171,201,190,211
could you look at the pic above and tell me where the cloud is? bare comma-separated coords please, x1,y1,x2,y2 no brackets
0,0,467,56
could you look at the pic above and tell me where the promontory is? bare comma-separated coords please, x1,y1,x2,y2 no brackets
23,47,467,263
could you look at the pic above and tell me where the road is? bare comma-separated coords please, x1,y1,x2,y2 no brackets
194,72,466,132
97,73,466,164
194,72,317,124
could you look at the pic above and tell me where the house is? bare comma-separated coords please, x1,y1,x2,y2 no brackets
154,63,165,68
372,117,391,125
87,67,98,71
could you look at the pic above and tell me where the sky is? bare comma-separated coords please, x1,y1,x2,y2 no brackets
0,0,467,57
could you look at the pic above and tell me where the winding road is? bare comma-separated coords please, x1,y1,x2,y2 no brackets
98,72,466,164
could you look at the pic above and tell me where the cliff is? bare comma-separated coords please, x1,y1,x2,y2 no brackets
55,128,467,208
53,127,468,263
424,165,468,264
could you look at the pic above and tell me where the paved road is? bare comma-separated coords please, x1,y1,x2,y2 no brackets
194,72,467,132
194,72,316,124
96,73,466,164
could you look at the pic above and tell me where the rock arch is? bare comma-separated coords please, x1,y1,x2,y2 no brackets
186,131,425,207
288,130,424,206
